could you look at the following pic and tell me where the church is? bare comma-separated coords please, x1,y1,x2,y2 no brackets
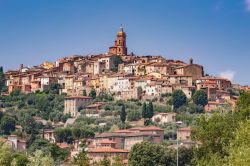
108,26,128,56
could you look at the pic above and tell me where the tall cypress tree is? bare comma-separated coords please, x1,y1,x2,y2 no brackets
148,101,154,119
142,102,148,119
120,104,127,123
0,66,5,94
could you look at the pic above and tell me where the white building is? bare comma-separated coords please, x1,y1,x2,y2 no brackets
152,113,176,124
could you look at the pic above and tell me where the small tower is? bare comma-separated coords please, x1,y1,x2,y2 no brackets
108,25,128,55
189,58,193,65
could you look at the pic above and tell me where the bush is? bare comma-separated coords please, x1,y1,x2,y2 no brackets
127,110,141,121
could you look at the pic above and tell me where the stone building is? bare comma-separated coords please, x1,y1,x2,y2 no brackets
152,112,176,124
64,96,92,117
175,58,204,81
177,127,191,141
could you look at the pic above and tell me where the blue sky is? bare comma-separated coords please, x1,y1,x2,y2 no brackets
0,0,250,85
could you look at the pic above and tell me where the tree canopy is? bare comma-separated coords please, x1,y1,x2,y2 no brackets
192,90,208,107
172,90,187,109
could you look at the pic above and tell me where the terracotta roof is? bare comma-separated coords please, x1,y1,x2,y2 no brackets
57,143,70,149
96,131,160,138
98,140,116,144
15,125,23,129
138,126,164,131
86,103,105,108
88,147,129,153
65,96,92,99
178,127,191,131
0,137,7,142
114,130,135,133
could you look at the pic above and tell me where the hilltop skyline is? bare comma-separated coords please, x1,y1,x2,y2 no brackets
0,0,250,85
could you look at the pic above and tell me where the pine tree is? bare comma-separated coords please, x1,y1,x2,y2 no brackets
120,104,127,123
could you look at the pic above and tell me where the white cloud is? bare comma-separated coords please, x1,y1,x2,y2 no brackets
245,0,250,11
219,70,236,81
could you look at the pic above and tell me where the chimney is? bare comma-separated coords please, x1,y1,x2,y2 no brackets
20,64,24,70
189,58,193,65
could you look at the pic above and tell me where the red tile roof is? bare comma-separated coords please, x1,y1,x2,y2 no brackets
65,96,92,99
88,147,129,153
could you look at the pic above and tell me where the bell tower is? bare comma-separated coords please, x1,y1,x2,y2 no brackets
109,25,128,55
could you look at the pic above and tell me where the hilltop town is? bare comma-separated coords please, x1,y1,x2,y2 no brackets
0,27,250,165
4,27,244,109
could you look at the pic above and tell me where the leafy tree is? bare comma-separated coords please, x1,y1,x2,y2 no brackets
0,143,14,166
73,147,90,166
120,104,127,123
19,113,40,135
192,90,208,107
28,150,54,166
236,92,250,111
113,155,125,166
127,110,141,122
128,142,166,166
192,112,241,165
11,153,29,166
82,89,87,96
49,83,61,94
172,90,187,109
29,138,50,152
147,101,154,119
89,88,96,99
96,156,111,166
54,128,73,144
47,143,69,162
222,120,250,166
29,138,69,162
72,128,81,140
0,115,16,134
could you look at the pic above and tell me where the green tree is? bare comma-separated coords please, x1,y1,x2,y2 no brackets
54,128,73,144
137,86,143,99
113,155,125,166
89,89,96,99
96,156,111,166
172,90,187,109
128,142,166,166
222,120,250,166
49,83,61,94
147,101,154,119
0,66,6,94
11,153,29,166
0,115,16,135
73,142,90,166
0,143,14,166
127,110,141,122
72,128,81,141
82,89,87,96
192,112,241,165
120,104,127,123
19,113,40,135
28,150,54,166
192,90,208,107
142,102,147,119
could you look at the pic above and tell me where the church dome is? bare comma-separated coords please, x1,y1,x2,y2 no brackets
117,26,126,36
